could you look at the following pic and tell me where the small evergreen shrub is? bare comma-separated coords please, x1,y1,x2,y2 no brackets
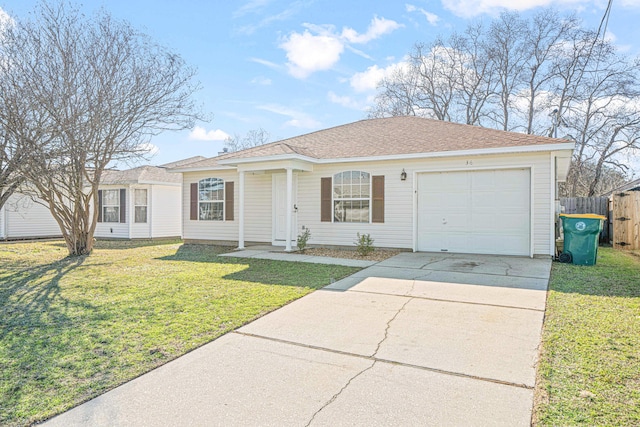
297,228,311,252
355,232,375,256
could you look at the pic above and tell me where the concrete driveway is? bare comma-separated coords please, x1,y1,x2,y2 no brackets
44,252,551,426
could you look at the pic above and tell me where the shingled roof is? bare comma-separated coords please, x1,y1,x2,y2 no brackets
101,165,182,184
176,116,569,170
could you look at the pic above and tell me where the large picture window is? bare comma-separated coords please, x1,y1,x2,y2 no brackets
199,178,224,221
333,171,370,223
102,189,120,223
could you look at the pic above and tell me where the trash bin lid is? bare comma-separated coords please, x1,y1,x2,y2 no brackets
559,213,606,220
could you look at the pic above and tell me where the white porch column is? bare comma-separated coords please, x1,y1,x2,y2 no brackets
285,167,293,252
238,171,245,250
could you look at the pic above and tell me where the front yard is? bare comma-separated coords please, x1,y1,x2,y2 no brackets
0,240,359,426
534,247,640,425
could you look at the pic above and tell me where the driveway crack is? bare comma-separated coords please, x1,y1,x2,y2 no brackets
305,361,376,426
372,297,413,357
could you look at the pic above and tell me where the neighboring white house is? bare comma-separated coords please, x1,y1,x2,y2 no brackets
0,192,61,240
95,157,204,239
172,117,574,257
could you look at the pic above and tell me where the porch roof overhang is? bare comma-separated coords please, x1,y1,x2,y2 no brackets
226,157,314,173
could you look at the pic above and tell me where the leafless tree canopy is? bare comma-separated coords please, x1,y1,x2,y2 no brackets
0,1,204,254
224,128,270,153
369,8,640,197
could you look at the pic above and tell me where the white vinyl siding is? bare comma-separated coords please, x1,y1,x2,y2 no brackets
150,185,182,238
95,186,129,238
183,171,238,242
1,193,61,239
182,151,554,255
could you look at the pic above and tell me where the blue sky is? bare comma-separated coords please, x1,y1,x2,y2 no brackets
1,0,640,165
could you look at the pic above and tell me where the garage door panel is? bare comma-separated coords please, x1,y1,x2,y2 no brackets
417,169,530,256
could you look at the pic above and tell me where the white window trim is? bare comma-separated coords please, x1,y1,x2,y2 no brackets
198,178,225,221
102,189,120,223
332,170,372,224
134,188,148,224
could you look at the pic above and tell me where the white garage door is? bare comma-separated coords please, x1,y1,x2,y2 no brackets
417,169,530,256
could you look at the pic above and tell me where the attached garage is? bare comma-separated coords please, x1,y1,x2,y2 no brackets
416,168,531,256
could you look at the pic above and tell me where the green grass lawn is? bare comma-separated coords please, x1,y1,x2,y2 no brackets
0,240,360,426
534,247,640,426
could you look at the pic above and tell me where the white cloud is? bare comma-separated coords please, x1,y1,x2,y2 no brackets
233,0,271,18
257,104,321,128
250,76,272,85
279,16,402,79
327,91,369,110
341,16,403,44
235,2,305,35
280,30,344,79
441,0,584,17
188,126,231,141
249,57,281,70
350,61,410,92
406,4,440,25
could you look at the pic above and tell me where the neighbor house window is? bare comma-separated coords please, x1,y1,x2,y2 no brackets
103,189,121,223
199,178,224,221
134,189,147,223
333,171,370,223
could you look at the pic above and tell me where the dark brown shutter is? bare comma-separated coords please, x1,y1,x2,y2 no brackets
225,181,234,221
119,189,126,223
321,177,332,222
97,190,103,223
372,175,384,223
190,183,198,220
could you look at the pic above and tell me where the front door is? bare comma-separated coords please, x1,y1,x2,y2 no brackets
273,173,297,244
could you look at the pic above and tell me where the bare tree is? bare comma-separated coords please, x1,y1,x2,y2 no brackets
0,10,25,211
0,2,203,255
224,128,270,153
367,8,640,196
0,131,25,211
368,63,423,118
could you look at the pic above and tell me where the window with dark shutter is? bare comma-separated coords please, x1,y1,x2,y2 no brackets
321,177,332,222
97,190,103,222
119,189,126,223
372,175,384,223
225,182,234,221
190,183,198,220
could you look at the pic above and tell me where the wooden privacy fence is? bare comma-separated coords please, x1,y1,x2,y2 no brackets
612,191,640,250
560,196,610,243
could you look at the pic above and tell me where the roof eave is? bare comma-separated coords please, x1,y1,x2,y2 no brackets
169,165,237,173
176,142,575,172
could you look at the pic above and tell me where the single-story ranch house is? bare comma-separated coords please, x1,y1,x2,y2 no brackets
173,116,574,257
1,157,203,241
95,157,204,239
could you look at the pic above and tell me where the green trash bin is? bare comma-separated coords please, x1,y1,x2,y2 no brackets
559,214,606,266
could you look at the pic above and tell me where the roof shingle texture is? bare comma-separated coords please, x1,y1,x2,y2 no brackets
179,116,565,169
102,166,182,184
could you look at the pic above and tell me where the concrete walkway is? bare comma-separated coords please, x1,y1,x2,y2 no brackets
44,252,551,426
